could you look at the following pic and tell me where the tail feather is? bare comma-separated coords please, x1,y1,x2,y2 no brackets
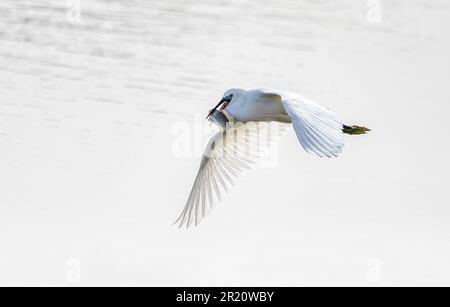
343,124,370,135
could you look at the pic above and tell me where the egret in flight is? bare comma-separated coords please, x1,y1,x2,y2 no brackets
175,88,370,228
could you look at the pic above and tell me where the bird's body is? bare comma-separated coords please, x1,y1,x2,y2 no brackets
175,88,370,228
224,88,291,123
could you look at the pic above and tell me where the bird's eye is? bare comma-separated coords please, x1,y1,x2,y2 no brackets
223,94,233,103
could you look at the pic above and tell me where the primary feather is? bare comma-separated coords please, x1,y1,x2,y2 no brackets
174,122,284,228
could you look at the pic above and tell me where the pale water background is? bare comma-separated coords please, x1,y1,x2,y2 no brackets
1,0,450,285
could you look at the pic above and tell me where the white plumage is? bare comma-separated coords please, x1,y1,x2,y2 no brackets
175,88,368,228
280,92,345,158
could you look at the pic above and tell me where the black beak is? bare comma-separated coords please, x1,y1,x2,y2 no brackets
206,97,228,119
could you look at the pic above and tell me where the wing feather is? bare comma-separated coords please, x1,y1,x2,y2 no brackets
281,95,345,158
174,122,285,228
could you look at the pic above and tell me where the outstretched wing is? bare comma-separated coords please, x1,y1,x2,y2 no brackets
281,95,345,158
174,122,285,228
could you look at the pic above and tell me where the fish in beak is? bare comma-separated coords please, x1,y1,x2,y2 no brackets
208,109,230,128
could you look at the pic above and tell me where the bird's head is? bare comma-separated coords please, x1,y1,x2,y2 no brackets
206,88,245,119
